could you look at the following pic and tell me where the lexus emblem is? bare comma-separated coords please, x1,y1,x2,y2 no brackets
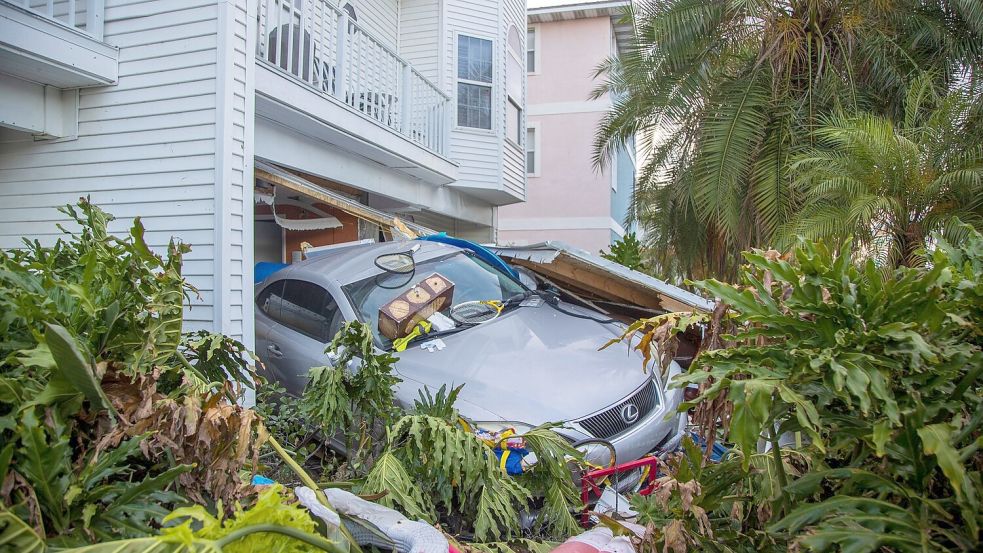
620,403,640,424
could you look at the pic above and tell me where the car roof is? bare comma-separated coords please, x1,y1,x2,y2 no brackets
269,239,462,287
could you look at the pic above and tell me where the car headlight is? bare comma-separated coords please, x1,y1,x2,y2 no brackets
573,439,616,468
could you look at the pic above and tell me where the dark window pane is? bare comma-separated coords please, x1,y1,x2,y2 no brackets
526,29,536,72
279,280,339,341
256,280,285,321
457,83,492,129
526,150,535,174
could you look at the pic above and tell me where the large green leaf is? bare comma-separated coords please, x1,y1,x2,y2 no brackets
0,509,44,553
43,323,115,416
917,423,976,507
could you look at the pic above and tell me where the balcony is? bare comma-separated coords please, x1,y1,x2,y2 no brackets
0,0,117,88
255,0,456,186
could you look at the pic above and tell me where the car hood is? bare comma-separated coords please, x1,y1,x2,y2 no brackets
393,303,653,425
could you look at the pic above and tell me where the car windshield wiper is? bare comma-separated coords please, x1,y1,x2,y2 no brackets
401,326,470,348
500,290,532,312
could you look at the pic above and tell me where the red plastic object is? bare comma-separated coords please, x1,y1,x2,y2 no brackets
579,456,660,526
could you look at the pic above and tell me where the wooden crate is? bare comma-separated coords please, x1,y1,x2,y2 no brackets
378,273,455,340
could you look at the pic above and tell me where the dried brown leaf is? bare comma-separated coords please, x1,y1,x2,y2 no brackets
661,519,688,553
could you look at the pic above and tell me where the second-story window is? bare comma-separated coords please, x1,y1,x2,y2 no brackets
526,126,538,176
457,35,493,130
527,27,537,73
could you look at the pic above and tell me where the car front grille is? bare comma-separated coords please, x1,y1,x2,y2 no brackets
577,381,658,439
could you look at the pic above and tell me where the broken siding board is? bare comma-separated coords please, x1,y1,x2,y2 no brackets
493,243,713,313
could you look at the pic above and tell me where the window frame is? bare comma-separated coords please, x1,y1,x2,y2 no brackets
526,25,540,75
256,279,285,322
506,98,523,147
526,121,540,177
455,32,496,133
270,279,343,343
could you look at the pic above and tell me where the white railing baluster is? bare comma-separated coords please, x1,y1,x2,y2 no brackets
86,0,103,41
45,0,53,18
400,63,412,133
67,0,76,28
335,12,348,102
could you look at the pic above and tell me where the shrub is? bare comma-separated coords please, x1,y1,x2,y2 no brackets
615,229,983,552
0,201,265,546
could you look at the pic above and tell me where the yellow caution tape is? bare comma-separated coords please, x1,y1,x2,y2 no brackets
499,449,511,473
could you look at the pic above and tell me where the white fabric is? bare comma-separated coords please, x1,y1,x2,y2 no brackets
600,537,635,553
294,486,341,529
595,487,638,518
273,211,343,231
567,527,613,549
324,488,449,553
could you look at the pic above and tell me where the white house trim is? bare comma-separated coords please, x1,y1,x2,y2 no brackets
498,216,617,231
527,98,611,116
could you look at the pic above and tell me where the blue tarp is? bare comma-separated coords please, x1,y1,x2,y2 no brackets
255,261,288,283
419,234,520,280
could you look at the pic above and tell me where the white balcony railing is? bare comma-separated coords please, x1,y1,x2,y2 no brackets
5,0,104,41
257,0,449,156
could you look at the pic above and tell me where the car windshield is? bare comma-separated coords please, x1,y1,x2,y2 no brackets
342,251,526,348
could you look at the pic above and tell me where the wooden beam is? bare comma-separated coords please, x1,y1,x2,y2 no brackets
510,256,698,315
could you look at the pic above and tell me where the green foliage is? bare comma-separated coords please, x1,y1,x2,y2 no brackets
301,321,402,468
670,231,983,551
0,201,264,548
630,437,760,553
361,415,581,543
413,383,464,421
254,382,338,483
162,484,327,553
593,0,983,281
600,232,646,272
787,78,983,267
35,485,341,553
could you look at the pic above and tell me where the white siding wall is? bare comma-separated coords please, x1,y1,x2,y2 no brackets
444,0,501,192
0,0,253,347
500,0,525,199
398,0,439,83
350,0,399,50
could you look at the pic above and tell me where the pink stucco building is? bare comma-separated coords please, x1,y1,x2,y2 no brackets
497,0,635,254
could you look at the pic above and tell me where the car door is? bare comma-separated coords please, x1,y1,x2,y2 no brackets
255,279,285,384
265,279,344,395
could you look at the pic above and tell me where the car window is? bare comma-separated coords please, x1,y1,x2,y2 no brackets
256,280,285,321
276,279,342,342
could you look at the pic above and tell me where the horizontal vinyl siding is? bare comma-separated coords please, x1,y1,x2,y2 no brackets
445,0,501,190
354,0,399,50
503,141,525,199
0,0,222,330
398,0,439,83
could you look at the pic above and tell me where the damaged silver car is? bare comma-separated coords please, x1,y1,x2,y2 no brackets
255,239,687,471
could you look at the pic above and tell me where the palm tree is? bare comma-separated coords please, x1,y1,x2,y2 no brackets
594,0,983,281
786,79,983,267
